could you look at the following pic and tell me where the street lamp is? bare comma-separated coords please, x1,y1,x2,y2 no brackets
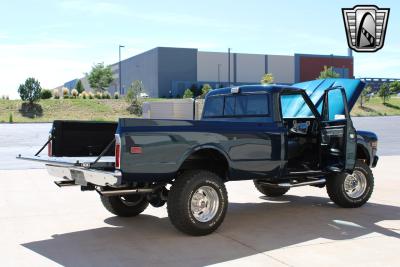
119,45,125,95
217,64,222,87
228,48,231,86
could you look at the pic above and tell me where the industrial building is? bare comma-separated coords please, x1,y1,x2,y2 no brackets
61,47,354,98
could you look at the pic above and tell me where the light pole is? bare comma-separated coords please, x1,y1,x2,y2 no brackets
119,45,125,95
217,64,222,86
228,48,231,86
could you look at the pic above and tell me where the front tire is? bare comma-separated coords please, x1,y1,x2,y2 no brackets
100,194,149,217
253,180,289,197
326,160,374,208
167,170,228,236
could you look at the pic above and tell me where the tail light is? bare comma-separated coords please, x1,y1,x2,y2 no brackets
47,136,53,157
115,134,121,169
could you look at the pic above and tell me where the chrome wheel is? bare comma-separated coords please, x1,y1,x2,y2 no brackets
190,186,220,222
344,170,367,199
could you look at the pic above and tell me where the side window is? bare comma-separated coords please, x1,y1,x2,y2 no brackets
280,94,315,118
203,96,224,117
325,89,347,121
236,94,269,116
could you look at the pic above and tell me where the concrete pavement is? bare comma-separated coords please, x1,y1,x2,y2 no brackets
1,156,399,266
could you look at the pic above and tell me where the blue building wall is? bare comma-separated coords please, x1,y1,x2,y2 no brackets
157,47,197,97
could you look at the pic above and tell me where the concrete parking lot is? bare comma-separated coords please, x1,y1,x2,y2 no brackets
1,118,400,266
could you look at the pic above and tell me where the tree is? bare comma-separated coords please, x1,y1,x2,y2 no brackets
359,86,372,108
126,80,144,102
125,80,144,116
318,66,340,79
389,80,400,94
18,77,42,104
183,88,194,98
260,73,274,84
201,84,212,95
87,63,113,92
75,79,85,94
378,83,391,103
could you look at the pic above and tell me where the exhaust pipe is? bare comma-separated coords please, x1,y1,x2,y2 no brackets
258,178,326,188
97,188,154,196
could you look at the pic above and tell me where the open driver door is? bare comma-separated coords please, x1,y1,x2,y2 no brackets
320,87,357,172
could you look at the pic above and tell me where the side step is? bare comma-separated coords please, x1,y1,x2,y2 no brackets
54,180,77,187
258,178,326,188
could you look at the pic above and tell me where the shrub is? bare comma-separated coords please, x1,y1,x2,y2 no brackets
40,89,52,99
127,100,142,116
71,89,79,98
201,84,212,95
183,88,194,98
95,92,102,99
18,77,42,104
62,87,69,97
103,92,111,99
88,92,94,99
53,89,60,99
114,92,119,99
81,91,87,99
9,113,13,123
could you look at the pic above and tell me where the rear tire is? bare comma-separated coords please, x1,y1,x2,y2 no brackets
326,160,374,208
100,194,149,217
253,180,289,197
167,170,228,236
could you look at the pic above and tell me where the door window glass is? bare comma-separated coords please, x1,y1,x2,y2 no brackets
326,89,346,121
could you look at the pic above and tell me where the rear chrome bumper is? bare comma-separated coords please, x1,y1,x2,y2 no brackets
46,164,121,186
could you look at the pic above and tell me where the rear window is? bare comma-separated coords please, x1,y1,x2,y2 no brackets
236,95,268,116
203,93,269,118
203,96,224,117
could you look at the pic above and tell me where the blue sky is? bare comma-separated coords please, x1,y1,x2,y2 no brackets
0,0,398,98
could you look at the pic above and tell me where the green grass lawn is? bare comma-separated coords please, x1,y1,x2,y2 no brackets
0,99,136,122
351,97,400,116
1,96,399,123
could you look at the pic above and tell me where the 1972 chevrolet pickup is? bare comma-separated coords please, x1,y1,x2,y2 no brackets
18,78,378,235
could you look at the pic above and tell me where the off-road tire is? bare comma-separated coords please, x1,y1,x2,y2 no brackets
326,160,374,208
253,180,290,197
167,170,228,236
100,194,149,217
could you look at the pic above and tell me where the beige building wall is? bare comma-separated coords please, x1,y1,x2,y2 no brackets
267,55,295,83
197,51,233,82
236,53,265,83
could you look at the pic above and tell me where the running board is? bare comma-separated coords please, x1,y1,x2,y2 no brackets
287,170,324,176
258,178,326,188
54,180,78,187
